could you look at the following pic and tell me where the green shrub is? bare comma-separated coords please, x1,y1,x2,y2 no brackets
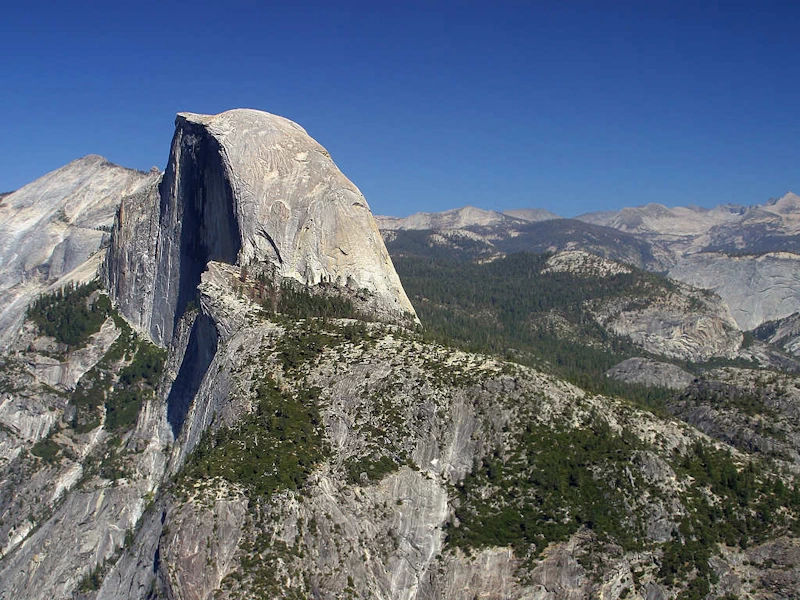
69,315,166,434
345,455,401,484
31,437,61,462
660,440,800,590
275,322,340,373
276,281,359,320
181,378,327,497
447,418,643,556
27,282,110,348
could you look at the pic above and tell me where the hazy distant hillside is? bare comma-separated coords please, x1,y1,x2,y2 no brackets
577,202,745,237
574,193,800,256
384,218,671,271
376,205,526,230
381,194,800,332
502,207,561,222
382,193,800,258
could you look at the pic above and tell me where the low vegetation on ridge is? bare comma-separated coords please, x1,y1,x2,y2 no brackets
394,253,676,400
27,281,110,348
180,376,327,498
26,284,166,458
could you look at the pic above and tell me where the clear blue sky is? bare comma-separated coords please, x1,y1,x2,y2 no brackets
2,1,798,217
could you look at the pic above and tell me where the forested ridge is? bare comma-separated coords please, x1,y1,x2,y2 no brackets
394,252,678,406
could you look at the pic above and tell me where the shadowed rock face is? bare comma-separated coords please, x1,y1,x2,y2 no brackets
106,109,416,346
165,313,218,436
153,118,242,344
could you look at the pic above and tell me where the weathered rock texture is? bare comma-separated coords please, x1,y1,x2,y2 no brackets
607,357,696,390
0,315,170,599
105,109,414,344
3,113,800,600
669,251,800,331
754,312,800,356
0,156,156,348
593,280,742,362
543,249,632,278
87,303,720,600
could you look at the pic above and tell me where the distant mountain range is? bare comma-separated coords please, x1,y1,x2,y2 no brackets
378,193,800,334
378,193,800,258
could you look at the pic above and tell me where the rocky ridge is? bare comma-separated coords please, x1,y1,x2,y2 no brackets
605,357,696,390
376,206,526,231
380,193,800,333
592,279,742,362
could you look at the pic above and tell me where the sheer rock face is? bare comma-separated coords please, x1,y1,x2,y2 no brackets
669,252,800,331
106,109,414,345
0,156,156,349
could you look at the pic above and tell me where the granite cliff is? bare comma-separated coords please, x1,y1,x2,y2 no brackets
105,109,415,345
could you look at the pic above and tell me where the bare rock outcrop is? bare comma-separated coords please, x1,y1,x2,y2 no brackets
606,357,695,390
594,282,742,362
5,113,800,600
105,109,414,345
669,251,800,331
543,250,633,278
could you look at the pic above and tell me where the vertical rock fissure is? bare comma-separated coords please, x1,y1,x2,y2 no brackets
166,313,218,436
158,120,240,436
160,122,241,340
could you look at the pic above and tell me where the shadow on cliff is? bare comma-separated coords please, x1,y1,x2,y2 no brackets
159,122,242,437
166,313,218,437
157,118,241,344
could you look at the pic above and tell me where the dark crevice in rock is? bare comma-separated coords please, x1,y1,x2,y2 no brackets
165,313,218,437
152,544,160,574
258,227,283,264
157,119,241,343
